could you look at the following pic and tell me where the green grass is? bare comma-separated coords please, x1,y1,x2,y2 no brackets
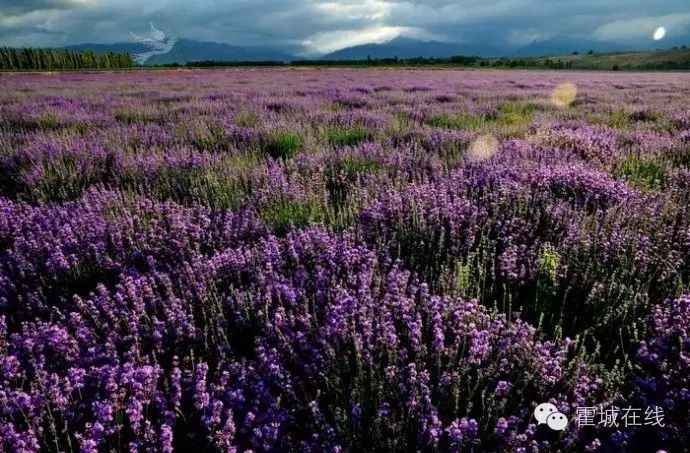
37,113,59,129
325,157,384,210
260,200,321,235
321,103,340,112
264,132,302,160
119,153,260,210
28,155,90,202
427,113,484,130
340,158,384,179
608,109,666,130
123,167,249,210
321,157,385,231
427,104,534,137
608,110,631,129
614,154,666,190
71,122,89,135
113,110,158,124
325,126,367,146
671,148,690,168
495,102,535,127
536,244,560,286
192,123,230,151
235,111,259,128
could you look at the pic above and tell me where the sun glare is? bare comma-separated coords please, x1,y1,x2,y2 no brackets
467,134,500,162
551,82,577,108
653,26,666,41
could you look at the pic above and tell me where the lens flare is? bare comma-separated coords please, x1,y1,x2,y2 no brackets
551,82,577,108
653,27,666,41
467,134,499,162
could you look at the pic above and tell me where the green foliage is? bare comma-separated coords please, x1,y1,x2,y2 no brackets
28,155,91,202
670,149,690,169
427,113,484,130
609,109,664,130
161,169,245,210
450,55,480,65
496,103,535,127
192,123,230,151
71,122,89,135
0,46,133,71
37,113,59,129
326,126,367,146
340,158,384,179
536,244,560,285
235,112,259,128
325,158,383,209
264,132,302,160
114,110,157,125
260,200,321,235
608,110,631,129
321,103,341,112
426,105,533,134
614,154,666,190
121,166,250,210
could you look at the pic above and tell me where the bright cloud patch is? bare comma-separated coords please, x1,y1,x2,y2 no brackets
301,24,439,54
593,13,690,42
315,0,391,22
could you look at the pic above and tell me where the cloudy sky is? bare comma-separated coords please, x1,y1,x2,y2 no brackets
1,0,688,54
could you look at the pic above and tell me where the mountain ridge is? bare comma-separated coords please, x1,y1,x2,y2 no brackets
60,36,690,64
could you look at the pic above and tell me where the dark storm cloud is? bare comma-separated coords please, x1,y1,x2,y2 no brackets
1,0,688,52
0,0,94,16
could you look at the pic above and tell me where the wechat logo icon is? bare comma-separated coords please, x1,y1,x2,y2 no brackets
535,403,569,431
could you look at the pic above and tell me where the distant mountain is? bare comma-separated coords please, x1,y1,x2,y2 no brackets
321,36,651,60
513,38,629,57
64,35,690,64
321,37,501,60
66,39,296,64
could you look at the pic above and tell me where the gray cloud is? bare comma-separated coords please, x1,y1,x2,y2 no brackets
0,0,688,52
1,0,96,15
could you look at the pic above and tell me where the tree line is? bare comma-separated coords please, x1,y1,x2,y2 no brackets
174,56,572,69
160,55,685,71
0,47,134,71
3,46,687,72
158,56,483,68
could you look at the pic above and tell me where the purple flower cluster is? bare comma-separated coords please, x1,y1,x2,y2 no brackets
621,295,690,450
0,227,607,451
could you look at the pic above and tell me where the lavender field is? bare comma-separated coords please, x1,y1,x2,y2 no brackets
0,68,689,452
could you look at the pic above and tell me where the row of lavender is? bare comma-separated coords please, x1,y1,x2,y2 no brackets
0,69,689,451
